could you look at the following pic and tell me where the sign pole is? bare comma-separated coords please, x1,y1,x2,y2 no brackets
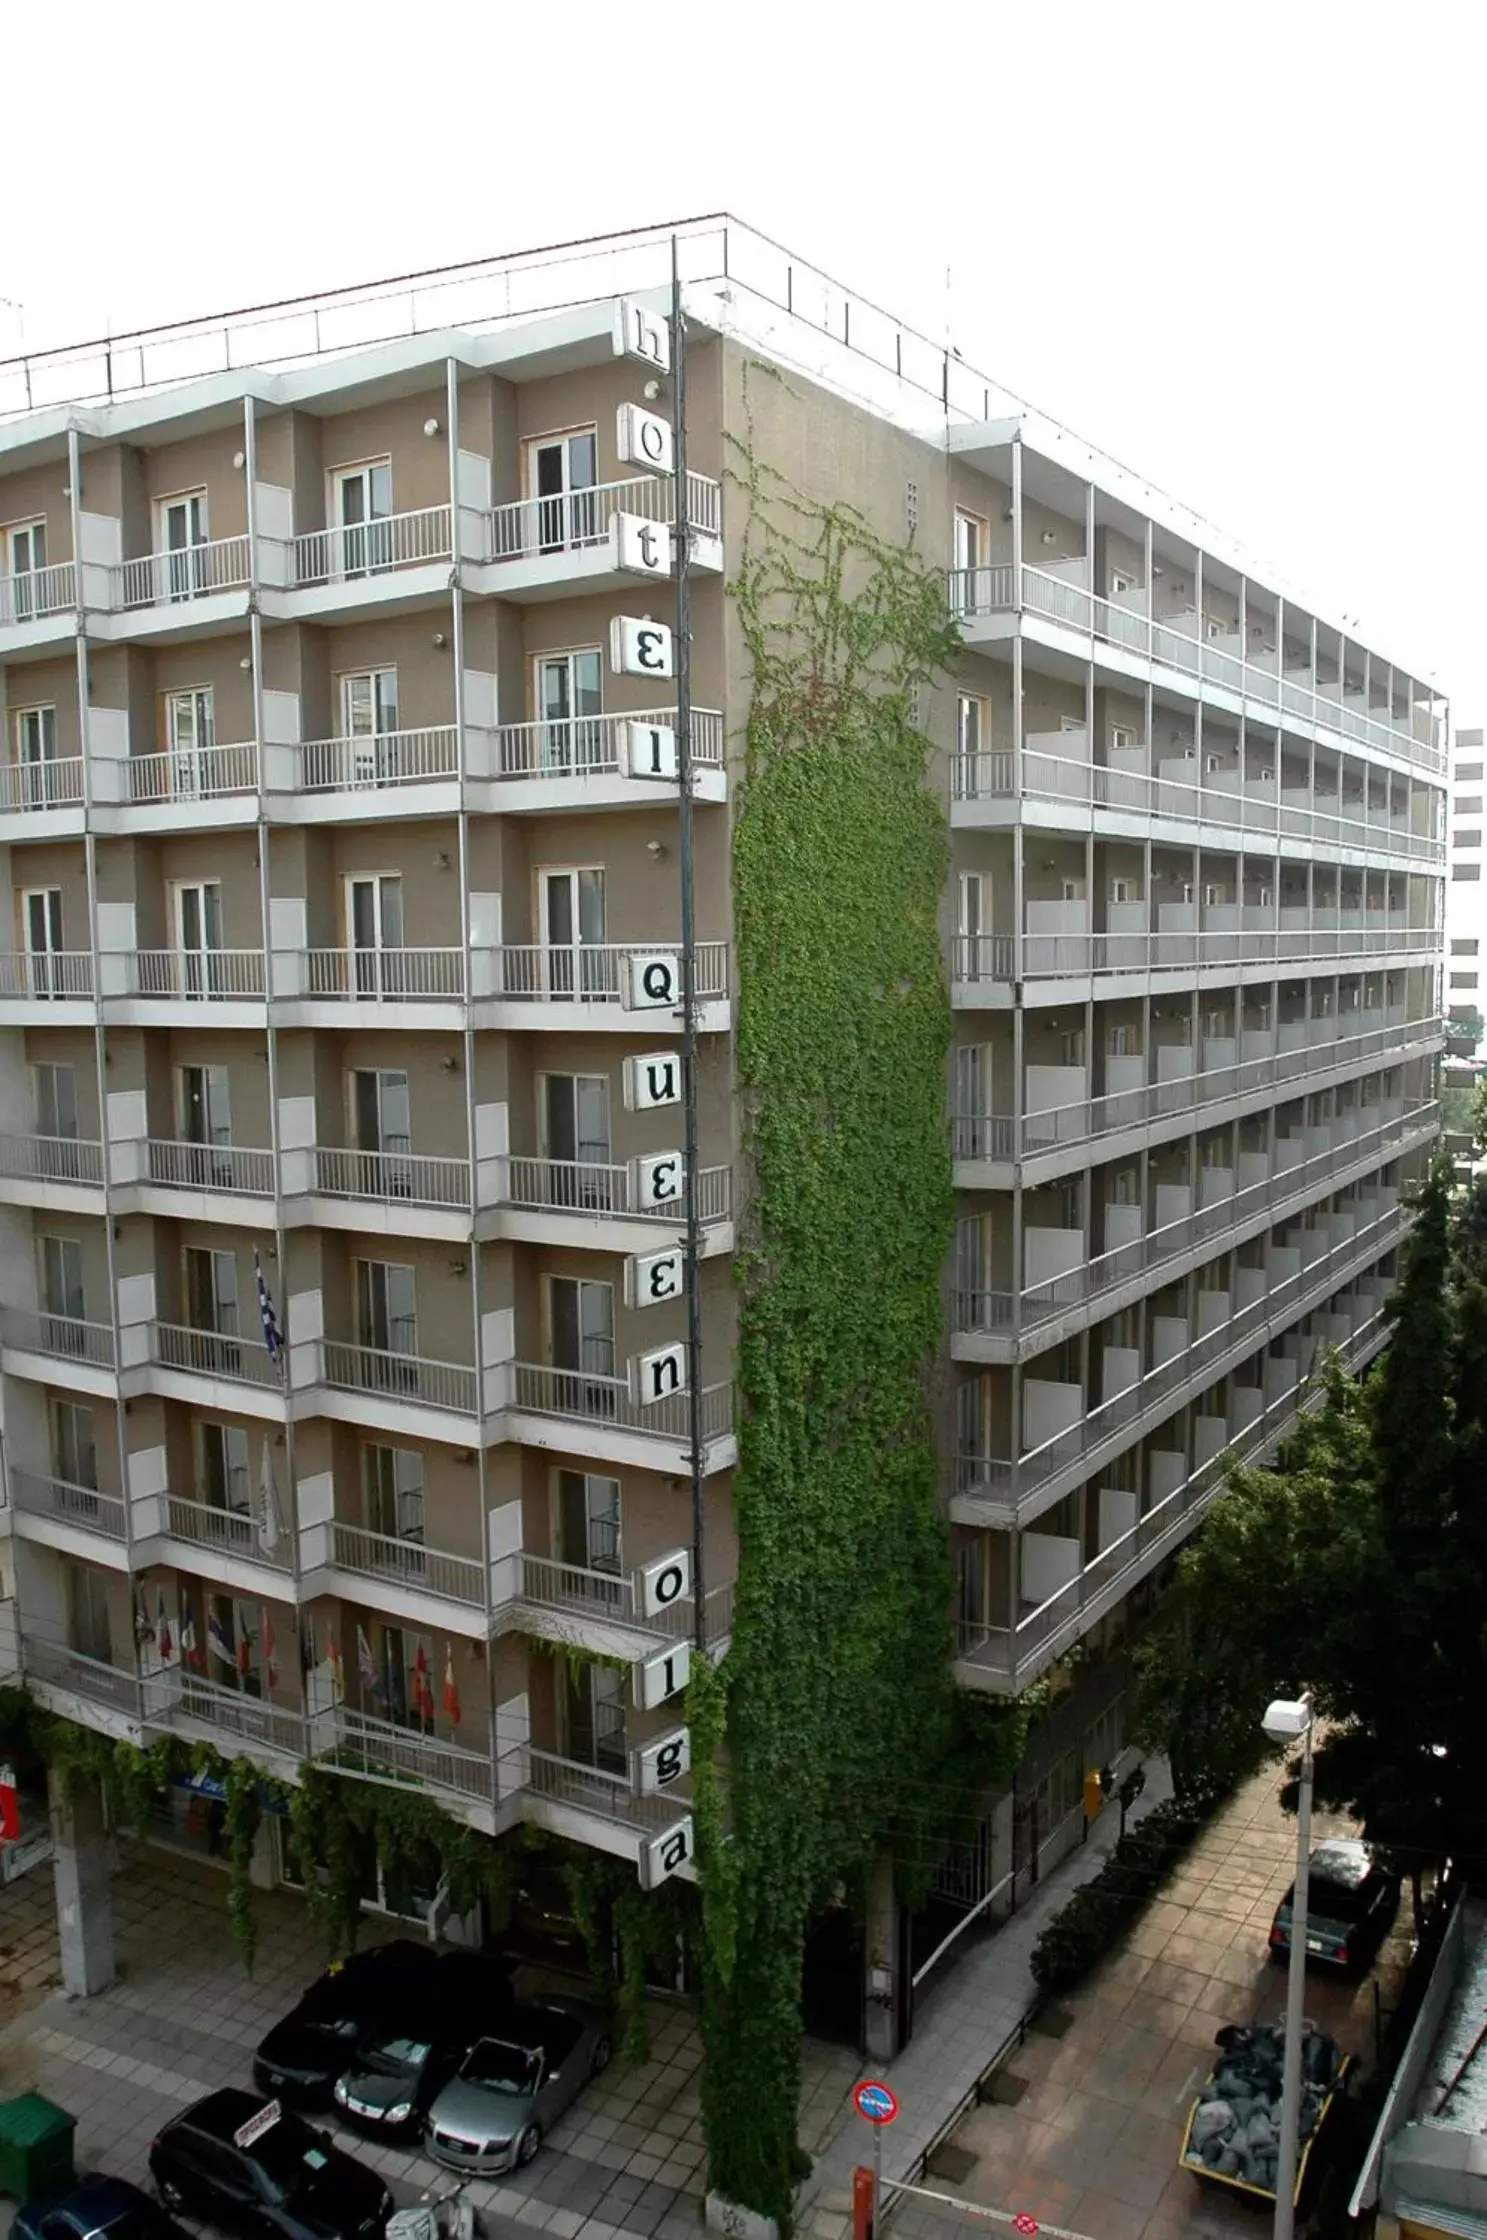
873,2117,882,2237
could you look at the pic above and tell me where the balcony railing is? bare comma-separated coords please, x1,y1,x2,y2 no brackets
320,1339,478,1417
954,924,1440,987
509,1363,733,1446
503,1156,732,1225
1,1309,115,1367
318,1702,492,1803
954,1013,1442,1163
304,947,466,1001
515,1553,735,1645
147,1140,275,1195
521,1747,680,1834
292,507,453,587
492,706,725,782
22,1635,139,1714
11,1470,127,1539
0,1133,104,1185
954,747,1443,865
487,472,722,561
163,1494,290,1566
298,727,460,793
0,758,84,812
154,1322,282,1389
127,741,260,802
118,537,251,609
129,949,267,999
0,953,93,999
327,1519,485,1607
0,562,77,627
151,1667,306,1757
313,1146,470,1210
492,942,728,1004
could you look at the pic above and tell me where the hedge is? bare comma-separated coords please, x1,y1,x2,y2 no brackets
1029,1784,1228,1996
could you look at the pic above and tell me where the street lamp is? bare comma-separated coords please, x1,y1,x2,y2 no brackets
1262,1692,1315,2240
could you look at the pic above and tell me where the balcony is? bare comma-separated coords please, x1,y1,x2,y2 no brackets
313,1701,494,1816
0,756,85,835
155,1494,293,1577
501,1156,733,1254
290,947,468,1018
0,1309,116,1390
9,1470,128,1551
317,1519,485,1616
0,953,94,1019
518,1746,690,1861
111,741,260,829
509,1553,734,1658
317,1340,481,1431
113,537,251,614
311,1146,471,1212
21,1635,142,1726
488,707,727,814
145,1665,306,1762
291,507,453,593
145,1140,275,1201
150,1323,283,1405
111,949,267,1019
0,562,77,641
479,473,722,601
0,1133,104,1204
277,727,461,818
506,1363,735,1474
487,942,729,1031
952,924,1440,1002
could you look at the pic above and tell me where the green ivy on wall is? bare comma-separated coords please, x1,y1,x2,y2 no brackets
690,380,975,2228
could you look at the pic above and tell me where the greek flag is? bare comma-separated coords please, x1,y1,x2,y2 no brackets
254,1251,282,1359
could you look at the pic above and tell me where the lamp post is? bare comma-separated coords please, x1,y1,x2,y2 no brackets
1263,1692,1315,2240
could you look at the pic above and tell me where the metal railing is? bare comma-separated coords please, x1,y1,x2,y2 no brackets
521,1747,680,1833
127,741,260,802
147,1139,275,1195
297,727,459,792
328,1519,484,1606
155,1668,306,1757
509,1362,733,1445
0,952,93,999
320,1703,492,1802
492,706,725,781
956,1203,1407,1510
118,536,251,609
503,1156,731,1225
164,1495,288,1565
304,947,465,1001
0,1133,104,1185
487,472,722,561
954,1013,1442,1163
954,923,1441,987
11,1470,127,1539
130,949,266,999
154,1322,282,1388
1,1308,115,1366
0,758,84,812
953,746,1444,865
293,506,452,586
313,1146,471,1209
954,1100,1430,1334
0,562,77,625
22,1635,140,1713
511,1553,736,1646
492,941,728,1004
319,1339,479,1416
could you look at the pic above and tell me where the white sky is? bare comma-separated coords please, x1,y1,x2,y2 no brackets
4,0,1482,715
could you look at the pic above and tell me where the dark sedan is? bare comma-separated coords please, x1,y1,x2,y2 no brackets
14,2174,189,2240
1269,1836,1401,1970
253,1944,514,2107
333,2020,463,2140
149,2090,393,2240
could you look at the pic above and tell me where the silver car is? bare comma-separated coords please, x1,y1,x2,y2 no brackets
424,1997,612,2174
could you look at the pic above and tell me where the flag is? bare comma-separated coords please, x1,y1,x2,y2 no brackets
356,1624,379,1696
157,1591,173,1664
263,1611,279,1692
413,1643,434,1724
234,1602,252,1679
256,1440,283,1555
179,1605,202,1671
254,1251,282,1361
327,1633,344,1700
443,1646,461,1727
133,1595,154,1648
208,1607,234,1668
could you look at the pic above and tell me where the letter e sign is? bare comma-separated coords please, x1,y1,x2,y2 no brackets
610,615,674,679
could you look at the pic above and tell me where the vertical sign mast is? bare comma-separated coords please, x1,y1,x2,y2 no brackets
671,236,706,1656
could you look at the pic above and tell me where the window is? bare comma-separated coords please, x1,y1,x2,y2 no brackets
208,1592,260,1694
1108,1023,1133,1056
555,1471,622,1576
951,510,987,614
340,669,399,783
157,491,209,601
1059,1027,1085,1069
956,1375,991,1460
346,874,405,997
21,888,65,997
955,1212,992,1303
185,1247,241,1374
356,1260,418,1362
957,871,991,981
351,1069,411,1194
179,1066,232,1185
540,1073,611,1204
1454,830,1482,850
199,1422,250,1513
33,1063,79,1178
1110,878,1134,906
1450,972,1479,990
563,1660,627,1775
539,867,607,998
51,1399,98,1498
1452,939,1479,956
4,520,48,619
1109,1166,1138,1204
534,649,603,774
1109,570,1133,599
527,429,599,553
68,1564,112,1664
365,1445,425,1546
1453,864,1482,881
1111,725,1136,754
1456,762,1483,782
166,688,215,797
1456,796,1483,814
38,1234,84,1340
13,706,64,807
330,461,393,577
173,880,224,996
957,1541,985,1633
375,1623,436,1732
957,693,988,764
546,1274,615,1411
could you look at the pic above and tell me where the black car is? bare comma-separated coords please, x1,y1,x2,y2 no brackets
15,2173,190,2240
333,2018,463,2139
1269,1836,1402,1970
253,1943,513,2107
149,2089,393,2240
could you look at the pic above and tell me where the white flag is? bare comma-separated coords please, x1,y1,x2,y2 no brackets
257,1440,283,1555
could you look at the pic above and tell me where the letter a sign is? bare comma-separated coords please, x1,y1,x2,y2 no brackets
638,1817,693,1890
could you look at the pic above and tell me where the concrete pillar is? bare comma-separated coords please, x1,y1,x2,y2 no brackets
249,1810,277,1892
863,1852,903,2062
49,1769,116,1997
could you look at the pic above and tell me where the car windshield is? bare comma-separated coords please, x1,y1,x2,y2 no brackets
249,2113,338,2194
459,2038,543,2094
362,2035,430,2075
1308,1874,1375,1920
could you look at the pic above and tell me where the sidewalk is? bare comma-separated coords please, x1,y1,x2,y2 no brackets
796,1758,1175,2240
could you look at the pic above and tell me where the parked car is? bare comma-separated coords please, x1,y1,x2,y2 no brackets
149,2089,394,2240
425,1997,612,2174
1269,1837,1401,1970
14,2174,190,2240
334,2019,467,2140
254,1944,514,2107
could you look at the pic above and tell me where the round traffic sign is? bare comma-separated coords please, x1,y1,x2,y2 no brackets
853,2081,899,2125
1013,2217,1039,2235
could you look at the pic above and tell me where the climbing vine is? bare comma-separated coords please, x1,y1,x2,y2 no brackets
691,375,976,2228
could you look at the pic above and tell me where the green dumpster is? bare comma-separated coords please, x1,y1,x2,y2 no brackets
0,2094,76,2199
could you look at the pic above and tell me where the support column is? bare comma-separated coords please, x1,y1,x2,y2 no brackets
49,1769,115,1997
863,1852,905,2062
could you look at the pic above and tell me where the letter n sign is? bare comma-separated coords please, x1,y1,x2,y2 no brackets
638,1816,693,1890
631,1342,686,1406
610,616,674,679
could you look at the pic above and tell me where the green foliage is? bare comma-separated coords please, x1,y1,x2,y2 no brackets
1029,1791,1226,1996
693,384,967,2228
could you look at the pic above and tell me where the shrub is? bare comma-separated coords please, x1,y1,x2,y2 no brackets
1029,1789,1225,1997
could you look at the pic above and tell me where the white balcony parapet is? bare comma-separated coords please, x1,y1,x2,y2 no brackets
293,507,452,587
0,758,84,812
163,1494,291,1567
316,1702,492,1803
148,1666,305,1757
509,1363,733,1445
320,1339,478,1417
492,942,728,1004
11,1470,127,1540
326,1520,484,1607
22,1634,139,1714
520,1746,682,1835
486,473,721,562
0,1133,104,1185
154,1322,282,1389
129,949,266,1000
0,562,77,627
492,707,724,782
1,1309,115,1367
297,727,460,793
117,537,251,609
147,1140,275,1195
313,1147,470,1210
127,742,259,803
515,1554,733,1645
954,925,1441,987
503,1157,731,1225
0,952,93,999
303,947,466,1002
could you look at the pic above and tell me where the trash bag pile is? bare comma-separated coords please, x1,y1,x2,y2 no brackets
1183,2023,1343,2196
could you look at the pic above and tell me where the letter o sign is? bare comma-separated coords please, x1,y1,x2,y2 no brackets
652,1559,685,1607
639,1547,692,1616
